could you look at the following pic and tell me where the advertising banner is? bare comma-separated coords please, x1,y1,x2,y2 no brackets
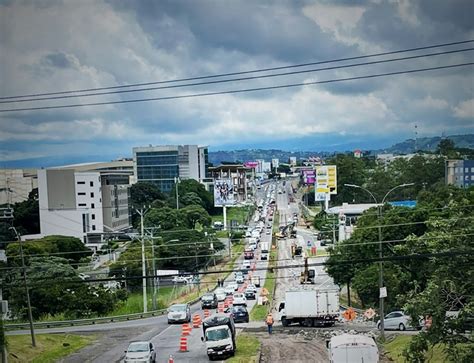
302,169,315,184
214,179,235,206
244,161,258,168
316,165,337,194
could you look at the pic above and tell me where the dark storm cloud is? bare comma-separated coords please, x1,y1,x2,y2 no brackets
42,52,74,69
111,0,356,63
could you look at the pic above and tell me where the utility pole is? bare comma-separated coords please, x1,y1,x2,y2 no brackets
344,183,414,341
136,207,149,313
9,227,36,347
150,231,159,311
174,177,180,210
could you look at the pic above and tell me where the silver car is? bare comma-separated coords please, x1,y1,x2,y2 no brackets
377,311,420,331
124,341,156,363
167,303,191,324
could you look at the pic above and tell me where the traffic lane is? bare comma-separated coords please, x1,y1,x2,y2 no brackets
153,211,271,361
309,256,338,290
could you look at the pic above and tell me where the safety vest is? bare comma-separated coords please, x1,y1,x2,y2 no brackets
266,315,274,325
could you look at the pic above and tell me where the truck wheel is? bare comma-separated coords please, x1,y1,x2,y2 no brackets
281,317,289,327
304,318,313,327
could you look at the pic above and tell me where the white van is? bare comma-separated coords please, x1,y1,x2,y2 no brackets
328,334,379,363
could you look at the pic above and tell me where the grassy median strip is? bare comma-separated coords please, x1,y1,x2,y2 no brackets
7,333,94,363
228,333,261,363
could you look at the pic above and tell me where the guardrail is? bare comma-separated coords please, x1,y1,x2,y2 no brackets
6,295,203,331
5,309,167,331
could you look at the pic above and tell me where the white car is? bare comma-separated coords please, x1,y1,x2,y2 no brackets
246,284,257,293
124,341,156,363
224,284,237,295
232,293,247,306
215,288,227,301
172,275,192,284
377,311,421,331
235,274,244,284
167,304,191,324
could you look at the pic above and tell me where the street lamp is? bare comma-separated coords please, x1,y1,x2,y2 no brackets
9,227,36,347
344,183,414,340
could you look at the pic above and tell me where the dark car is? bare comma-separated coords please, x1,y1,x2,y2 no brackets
244,288,256,300
228,306,249,323
201,293,218,309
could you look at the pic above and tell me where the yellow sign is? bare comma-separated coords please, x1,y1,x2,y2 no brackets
316,165,337,194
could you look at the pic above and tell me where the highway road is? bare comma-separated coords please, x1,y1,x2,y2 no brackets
8,182,277,362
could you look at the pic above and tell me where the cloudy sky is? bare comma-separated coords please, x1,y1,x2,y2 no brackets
0,0,473,165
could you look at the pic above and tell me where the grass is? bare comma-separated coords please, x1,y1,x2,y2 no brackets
250,213,279,322
383,335,450,363
7,333,94,363
306,248,329,257
212,206,252,226
228,333,261,363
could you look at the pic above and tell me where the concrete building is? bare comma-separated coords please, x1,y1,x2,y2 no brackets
445,159,474,188
327,203,380,242
0,169,38,205
209,165,252,203
133,145,209,192
38,169,131,250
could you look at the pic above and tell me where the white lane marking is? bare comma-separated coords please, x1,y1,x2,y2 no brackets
150,324,176,340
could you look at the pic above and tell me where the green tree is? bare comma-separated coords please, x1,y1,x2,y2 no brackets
130,182,165,208
172,179,214,213
180,192,204,208
436,139,457,157
6,235,91,267
144,207,183,230
179,205,211,229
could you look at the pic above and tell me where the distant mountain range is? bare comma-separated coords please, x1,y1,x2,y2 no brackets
208,134,474,164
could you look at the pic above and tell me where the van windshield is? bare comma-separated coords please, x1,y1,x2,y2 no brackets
206,328,230,341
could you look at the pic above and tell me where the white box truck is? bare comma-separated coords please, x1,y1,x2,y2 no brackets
278,288,339,327
327,334,379,363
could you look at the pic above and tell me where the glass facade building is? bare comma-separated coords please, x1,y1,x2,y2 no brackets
133,145,208,193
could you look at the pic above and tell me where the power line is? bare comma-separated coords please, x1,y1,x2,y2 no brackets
1,62,472,113
2,39,472,100
2,48,472,104
1,250,471,287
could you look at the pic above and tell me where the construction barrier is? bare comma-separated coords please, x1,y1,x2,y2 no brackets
204,309,210,318
181,323,191,336
192,314,201,328
168,354,174,363
179,336,188,352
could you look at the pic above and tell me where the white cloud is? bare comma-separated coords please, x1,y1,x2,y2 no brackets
453,99,474,119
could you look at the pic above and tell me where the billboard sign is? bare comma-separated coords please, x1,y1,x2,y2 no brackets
302,169,315,184
214,179,235,206
316,165,337,194
244,161,258,169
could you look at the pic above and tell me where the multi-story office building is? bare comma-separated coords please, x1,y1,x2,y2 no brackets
445,159,474,188
38,169,131,250
133,145,209,192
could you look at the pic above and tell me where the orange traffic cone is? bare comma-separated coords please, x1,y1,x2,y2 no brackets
181,323,191,336
204,309,210,318
179,336,188,352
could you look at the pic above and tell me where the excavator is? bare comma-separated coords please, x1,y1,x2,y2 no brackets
299,257,316,284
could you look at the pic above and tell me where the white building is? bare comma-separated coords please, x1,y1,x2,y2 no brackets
133,145,209,192
38,169,131,250
327,203,380,242
0,169,38,205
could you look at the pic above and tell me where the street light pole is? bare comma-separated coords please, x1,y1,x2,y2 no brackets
174,177,180,210
344,183,414,341
9,227,36,347
136,207,149,313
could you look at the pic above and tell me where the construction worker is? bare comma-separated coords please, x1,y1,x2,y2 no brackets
266,313,274,334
